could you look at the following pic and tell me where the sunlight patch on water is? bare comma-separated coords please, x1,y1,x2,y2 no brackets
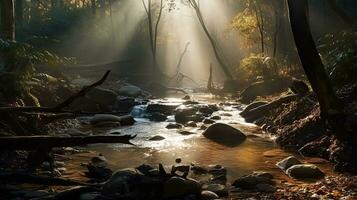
85,95,336,181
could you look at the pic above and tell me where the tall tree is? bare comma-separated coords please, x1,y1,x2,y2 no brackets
253,2,265,55
142,0,164,77
188,0,233,79
287,0,346,138
1,0,16,72
271,0,284,58
1,0,16,41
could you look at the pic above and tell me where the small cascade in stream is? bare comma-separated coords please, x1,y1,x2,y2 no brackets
130,105,148,118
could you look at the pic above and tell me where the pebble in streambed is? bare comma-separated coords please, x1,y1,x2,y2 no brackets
79,157,233,200
149,135,166,141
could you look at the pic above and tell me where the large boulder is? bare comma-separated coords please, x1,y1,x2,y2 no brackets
118,85,142,97
85,155,112,181
298,136,331,158
102,168,143,194
103,168,164,199
175,107,203,123
240,101,268,117
87,87,118,105
286,164,325,179
276,156,301,171
163,177,201,198
116,97,136,112
148,112,167,122
232,171,274,190
90,114,135,126
203,123,246,147
240,78,291,103
146,103,178,114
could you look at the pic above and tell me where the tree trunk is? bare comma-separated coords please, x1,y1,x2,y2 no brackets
1,0,16,40
272,9,280,58
287,0,344,133
108,0,116,42
142,0,163,78
1,0,16,72
254,3,264,55
15,0,23,27
190,0,233,79
91,0,96,15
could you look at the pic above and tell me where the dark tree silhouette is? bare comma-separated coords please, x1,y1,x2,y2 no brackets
1,0,15,40
287,0,349,140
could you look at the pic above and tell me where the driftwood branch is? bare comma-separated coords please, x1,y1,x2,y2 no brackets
55,70,110,110
0,135,136,150
0,70,111,113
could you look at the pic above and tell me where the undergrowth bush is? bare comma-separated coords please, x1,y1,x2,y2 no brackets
0,39,74,102
236,53,279,81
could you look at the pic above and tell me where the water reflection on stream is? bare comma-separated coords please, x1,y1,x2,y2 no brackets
84,94,334,182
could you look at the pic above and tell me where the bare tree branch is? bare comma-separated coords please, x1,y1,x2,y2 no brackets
0,70,111,113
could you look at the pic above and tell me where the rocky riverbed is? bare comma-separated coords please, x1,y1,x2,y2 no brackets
1,94,356,200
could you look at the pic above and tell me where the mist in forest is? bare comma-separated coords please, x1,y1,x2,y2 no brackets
55,0,249,86
1,0,357,199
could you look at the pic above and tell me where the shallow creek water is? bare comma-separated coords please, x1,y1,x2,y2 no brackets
75,94,335,183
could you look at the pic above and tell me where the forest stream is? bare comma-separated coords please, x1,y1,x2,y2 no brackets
76,95,334,180
1,0,357,199
52,94,343,200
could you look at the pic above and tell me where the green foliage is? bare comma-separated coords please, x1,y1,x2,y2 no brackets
237,53,277,81
318,29,357,85
0,39,74,69
0,39,74,101
229,0,275,50
230,9,258,48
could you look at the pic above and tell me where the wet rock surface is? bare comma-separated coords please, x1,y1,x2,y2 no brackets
149,135,166,141
90,114,135,126
85,154,112,181
118,85,143,97
166,123,183,129
148,112,168,122
276,156,301,171
286,164,325,179
232,171,275,191
202,123,246,147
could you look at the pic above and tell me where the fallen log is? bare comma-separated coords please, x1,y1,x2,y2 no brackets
0,135,136,150
0,172,85,186
243,94,299,122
